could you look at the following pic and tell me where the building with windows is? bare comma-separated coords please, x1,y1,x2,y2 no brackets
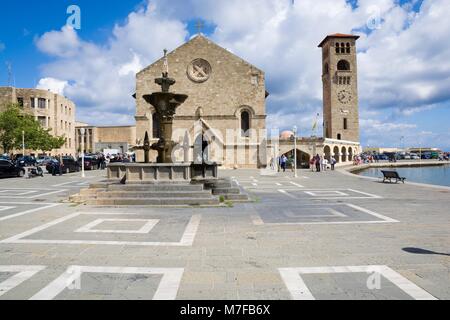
75,122,136,155
0,86,76,156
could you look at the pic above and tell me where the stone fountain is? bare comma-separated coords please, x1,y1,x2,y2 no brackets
70,50,248,206
107,50,219,184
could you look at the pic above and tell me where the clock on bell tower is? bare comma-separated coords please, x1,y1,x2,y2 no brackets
319,33,360,142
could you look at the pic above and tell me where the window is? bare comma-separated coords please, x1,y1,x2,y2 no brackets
38,98,46,109
340,43,346,54
31,98,36,108
38,116,46,127
344,118,348,130
337,60,350,71
241,111,250,137
346,42,351,54
337,134,342,140
251,75,259,85
335,43,340,54
152,113,161,139
17,97,24,107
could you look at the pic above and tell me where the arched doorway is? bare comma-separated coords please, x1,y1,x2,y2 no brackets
194,133,209,164
341,147,347,163
348,147,353,162
282,149,311,169
324,146,331,162
333,146,340,163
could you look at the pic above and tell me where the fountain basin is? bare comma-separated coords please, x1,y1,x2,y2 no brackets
107,162,219,183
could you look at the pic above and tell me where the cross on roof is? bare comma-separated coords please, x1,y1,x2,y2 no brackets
195,20,204,34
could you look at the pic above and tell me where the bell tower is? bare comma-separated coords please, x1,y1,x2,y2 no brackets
319,34,360,142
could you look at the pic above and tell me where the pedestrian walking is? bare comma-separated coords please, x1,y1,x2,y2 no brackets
331,157,336,170
315,154,321,172
280,155,287,172
322,157,328,172
309,158,315,172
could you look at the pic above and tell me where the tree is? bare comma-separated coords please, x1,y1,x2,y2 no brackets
0,103,66,154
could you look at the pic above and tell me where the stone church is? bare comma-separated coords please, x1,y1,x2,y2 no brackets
133,33,361,169
134,35,268,168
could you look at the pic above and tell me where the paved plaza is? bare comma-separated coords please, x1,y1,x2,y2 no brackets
0,169,449,300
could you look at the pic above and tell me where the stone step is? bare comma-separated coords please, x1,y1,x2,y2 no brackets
107,184,204,192
87,197,220,206
212,188,241,195
80,188,106,196
222,194,250,201
96,191,213,199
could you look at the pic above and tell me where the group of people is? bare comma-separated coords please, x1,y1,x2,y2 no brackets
309,154,337,172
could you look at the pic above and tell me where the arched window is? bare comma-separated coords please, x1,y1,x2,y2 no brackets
346,43,351,54
152,113,161,139
340,43,346,54
337,60,350,71
335,43,340,54
241,111,250,137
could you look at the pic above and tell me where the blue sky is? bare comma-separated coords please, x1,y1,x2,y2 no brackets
0,0,449,151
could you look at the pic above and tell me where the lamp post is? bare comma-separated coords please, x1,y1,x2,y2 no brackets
80,128,85,178
293,126,298,178
22,130,25,157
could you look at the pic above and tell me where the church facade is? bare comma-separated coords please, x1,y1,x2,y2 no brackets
134,35,268,168
133,33,361,169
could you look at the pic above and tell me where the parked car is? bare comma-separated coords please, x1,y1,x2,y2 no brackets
36,156,53,166
78,156,99,170
16,156,37,167
0,160,25,178
46,157,80,174
410,154,420,160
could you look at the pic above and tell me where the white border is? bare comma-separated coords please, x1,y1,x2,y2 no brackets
0,202,61,222
0,265,46,297
278,265,437,300
30,266,184,300
0,212,201,246
276,188,382,200
75,219,159,234
0,188,67,199
251,203,398,225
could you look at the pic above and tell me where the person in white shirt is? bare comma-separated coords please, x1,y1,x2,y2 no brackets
322,158,328,172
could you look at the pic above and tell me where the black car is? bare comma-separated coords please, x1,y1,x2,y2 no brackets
78,156,100,170
16,156,37,167
46,157,80,174
0,160,25,178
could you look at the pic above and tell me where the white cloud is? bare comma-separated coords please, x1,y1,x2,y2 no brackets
34,0,450,149
35,3,188,125
36,78,68,95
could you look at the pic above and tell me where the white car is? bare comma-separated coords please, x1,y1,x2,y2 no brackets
410,155,420,160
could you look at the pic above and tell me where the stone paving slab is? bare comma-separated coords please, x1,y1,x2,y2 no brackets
0,168,448,300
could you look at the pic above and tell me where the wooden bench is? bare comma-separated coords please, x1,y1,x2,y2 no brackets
381,170,406,184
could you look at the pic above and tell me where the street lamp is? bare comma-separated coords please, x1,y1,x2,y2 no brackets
22,130,25,157
80,128,86,178
293,126,298,178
